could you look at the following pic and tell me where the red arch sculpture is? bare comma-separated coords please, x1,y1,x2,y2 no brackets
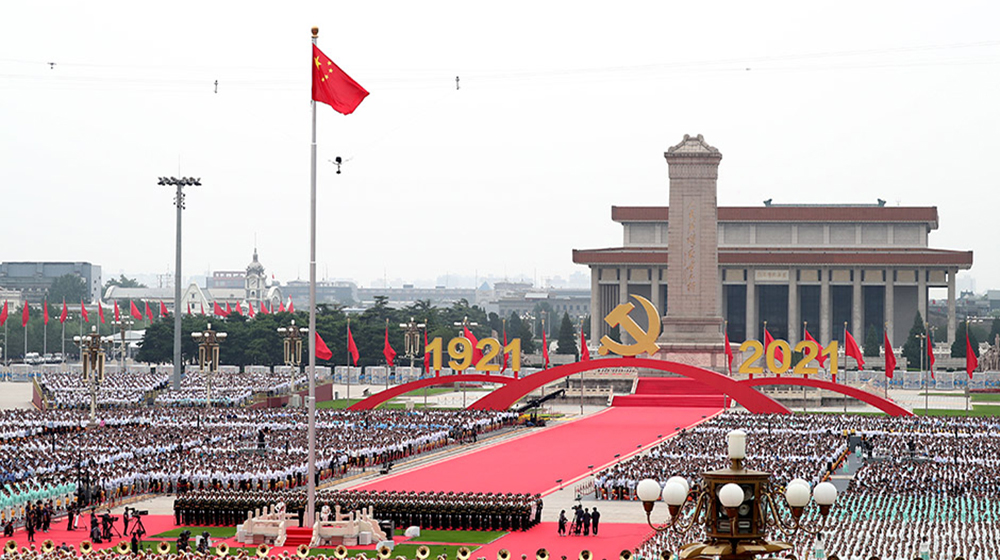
739,377,913,417
348,374,515,410
469,357,790,414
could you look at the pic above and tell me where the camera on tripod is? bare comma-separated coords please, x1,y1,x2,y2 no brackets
125,507,149,517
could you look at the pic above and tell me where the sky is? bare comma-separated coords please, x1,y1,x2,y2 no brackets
2,1,998,292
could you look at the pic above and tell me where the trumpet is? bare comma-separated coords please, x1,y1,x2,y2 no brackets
378,546,393,560
157,542,171,554
416,546,431,560
296,544,310,558
619,551,632,560
579,551,592,560
457,547,472,560
536,549,548,560
216,543,231,557
497,550,510,560
334,545,348,559
116,542,131,555
256,544,271,558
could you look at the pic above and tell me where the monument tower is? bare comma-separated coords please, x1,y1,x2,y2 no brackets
657,134,726,368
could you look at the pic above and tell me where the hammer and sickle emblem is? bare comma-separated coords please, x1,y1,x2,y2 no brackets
598,295,661,357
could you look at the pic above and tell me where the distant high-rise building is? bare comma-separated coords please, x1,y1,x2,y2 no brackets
0,261,102,303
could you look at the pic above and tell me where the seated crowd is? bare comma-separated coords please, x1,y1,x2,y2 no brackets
626,412,1000,560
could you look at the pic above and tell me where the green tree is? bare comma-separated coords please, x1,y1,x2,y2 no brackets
104,274,146,293
951,322,980,358
48,274,90,304
555,312,577,358
863,325,880,358
901,312,926,370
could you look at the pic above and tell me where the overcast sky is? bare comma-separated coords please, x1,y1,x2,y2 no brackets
2,1,998,292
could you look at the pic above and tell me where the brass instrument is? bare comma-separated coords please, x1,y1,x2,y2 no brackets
4,540,17,554
157,541,171,554
216,543,231,557
256,544,271,557
658,551,671,560
115,542,130,554
42,540,56,554
619,551,632,560
457,547,472,560
80,540,94,555
296,544,310,558
579,551,591,560
378,546,393,560
536,549,548,560
497,549,510,560
416,546,431,560
334,545,349,559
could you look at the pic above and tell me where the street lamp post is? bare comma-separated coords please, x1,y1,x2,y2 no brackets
112,318,134,373
453,316,479,408
73,326,110,426
61,313,72,369
191,323,227,409
159,176,201,391
400,317,427,406
278,320,308,406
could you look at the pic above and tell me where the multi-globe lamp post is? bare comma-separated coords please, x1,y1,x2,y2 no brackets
111,318,134,372
278,320,308,406
73,326,112,426
636,430,837,560
191,323,227,409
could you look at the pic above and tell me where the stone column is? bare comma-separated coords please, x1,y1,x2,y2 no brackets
918,270,927,324
947,268,957,344
787,269,799,346
746,269,757,342
885,269,895,345
820,268,831,344
651,268,661,320
852,268,863,340
590,267,600,342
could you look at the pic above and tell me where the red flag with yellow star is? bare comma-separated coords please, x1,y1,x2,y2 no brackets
312,44,368,115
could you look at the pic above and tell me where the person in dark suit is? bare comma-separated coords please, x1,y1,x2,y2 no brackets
558,510,567,536
590,507,600,536
581,508,591,536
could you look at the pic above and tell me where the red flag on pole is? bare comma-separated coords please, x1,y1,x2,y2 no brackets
542,329,550,369
98,302,105,324
187,303,192,316
967,330,979,379
764,327,782,375
0,301,7,326
200,302,205,316
247,301,255,318
462,325,482,366
130,300,143,321
383,326,396,366
160,301,169,318
232,302,242,316
927,329,936,379
347,324,359,367
312,44,369,115
844,328,865,370
60,299,68,324
279,301,286,313
259,301,268,315
803,328,827,368
22,303,30,327
43,299,49,325
580,325,590,361
213,302,224,317
884,331,896,380
144,301,153,321
287,299,294,313
724,329,734,375
81,300,89,323
114,300,120,322
315,331,333,361
225,302,232,316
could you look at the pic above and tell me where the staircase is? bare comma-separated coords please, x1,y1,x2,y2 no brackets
612,377,727,408
282,526,314,547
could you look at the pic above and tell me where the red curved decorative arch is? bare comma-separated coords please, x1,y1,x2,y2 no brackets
739,377,913,416
348,374,515,410
469,357,791,414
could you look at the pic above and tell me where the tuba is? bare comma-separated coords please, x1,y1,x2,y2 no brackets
580,552,592,560
457,548,472,560
659,551,672,560
216,543,231,557
620,551,632,560
157,541,171,554
80,540,94,555
42,540,56,554
536,549,548,560
334,546,348,560
255,544,270,558
416,546,431,560
378,547,393,560
497,550,510,560
116,542,131,555
4,540,17,554
296,545,310,559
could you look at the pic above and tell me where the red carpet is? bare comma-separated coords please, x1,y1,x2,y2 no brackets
357,407,720,496
474,522,650,560
612,378,726,408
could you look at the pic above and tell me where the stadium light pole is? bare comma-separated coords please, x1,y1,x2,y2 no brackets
159,176,200,391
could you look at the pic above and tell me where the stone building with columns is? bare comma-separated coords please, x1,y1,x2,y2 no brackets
573,136,973,352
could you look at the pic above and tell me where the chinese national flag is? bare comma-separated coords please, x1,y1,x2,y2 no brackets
60,299,68,324
580,325,590,361
22,303,29,327
967,331,978,379
463,325,482,367
315,331,333,361
312,44,369,115
542,329,550,369
144,301,153,321
247,301,255,318
724,330,734,375
927,330,936,379
81,300,89,323
844,328,865,370
884,331,896,380
114,300,120,322
383,326,396,366
0,301,7,326
160,301,169,318
44,299,49,325
804,328,827,368
130,300,143,321
347,324,359,367
764,328,782,374
98,302,105,324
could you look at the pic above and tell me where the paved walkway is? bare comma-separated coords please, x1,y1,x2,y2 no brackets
0,381,34,409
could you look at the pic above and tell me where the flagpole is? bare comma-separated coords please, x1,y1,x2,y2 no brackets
843,322,848,414
883,322,889,400
965,320,970,412
346,318,351,401
43,302,48,358
306,25,320,528
802,321,808,413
